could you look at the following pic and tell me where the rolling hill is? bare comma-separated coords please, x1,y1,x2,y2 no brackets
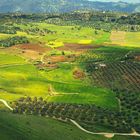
0,0,140,13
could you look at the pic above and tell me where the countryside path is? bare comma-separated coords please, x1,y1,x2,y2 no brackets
70,119,140,138
48,84,79,96
0,99,13,111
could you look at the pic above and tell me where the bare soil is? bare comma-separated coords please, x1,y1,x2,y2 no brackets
44,55,76,64
13,43,51,52
58,43,99,52
73,69,85,79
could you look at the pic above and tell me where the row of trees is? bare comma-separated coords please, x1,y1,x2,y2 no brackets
61,12,140,25
13,96,139,133
1,12,140,32
22,27,56,36
44,12,140,32
90,61,140,93
0,25,20,34
7,12,140,26
0,36,29,47
47,19,140,32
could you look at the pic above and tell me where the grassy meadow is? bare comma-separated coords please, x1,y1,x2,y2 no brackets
1,23,140,48
19,24,110,48
0,51,118,109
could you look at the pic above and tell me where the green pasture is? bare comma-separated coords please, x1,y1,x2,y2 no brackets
0,52,118,109
1,22,140,48
41,63,84,84
0,52,26,65
13,22,110,46
14,23,140,48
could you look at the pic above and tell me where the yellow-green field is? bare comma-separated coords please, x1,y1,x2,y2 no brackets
11,23,111,46
0,50,118,109
1,23,140,49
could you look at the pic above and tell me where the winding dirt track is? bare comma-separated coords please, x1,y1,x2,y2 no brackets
0,99,13,111
70,119,140,138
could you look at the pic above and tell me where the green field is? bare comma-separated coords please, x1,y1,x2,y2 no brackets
1,22,140,48
0,52,26,65
14,23,110,45
0,52,118,109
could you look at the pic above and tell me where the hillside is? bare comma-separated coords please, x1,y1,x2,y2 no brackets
0,0,140,13
0,111,140,140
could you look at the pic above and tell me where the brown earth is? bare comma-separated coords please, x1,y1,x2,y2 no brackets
135,56,140,61
21,50,41,60
73,69,85,79
13,43,51,52
44,55,76,64
12,43,52,60
36,63,59,70
57,43,99,52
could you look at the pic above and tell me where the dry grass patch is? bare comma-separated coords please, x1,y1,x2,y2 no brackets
110,31,126,46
